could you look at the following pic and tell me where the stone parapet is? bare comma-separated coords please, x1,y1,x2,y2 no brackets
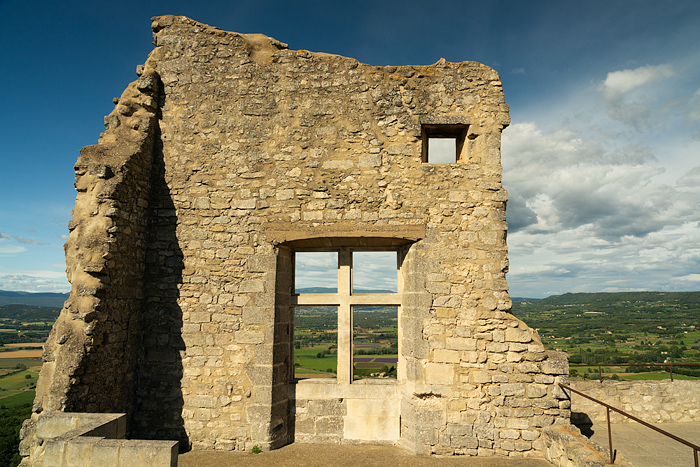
20,412,177,467
571,380,700,424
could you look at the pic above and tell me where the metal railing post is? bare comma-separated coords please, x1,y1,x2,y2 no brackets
606,406,614,464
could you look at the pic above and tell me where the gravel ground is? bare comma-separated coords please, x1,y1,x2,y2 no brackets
179,444,554,467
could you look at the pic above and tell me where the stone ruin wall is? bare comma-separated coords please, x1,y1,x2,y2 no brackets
21,63,164,463
24,15,569,462
32,75,161,414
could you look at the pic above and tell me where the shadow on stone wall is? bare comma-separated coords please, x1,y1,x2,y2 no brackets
132,138,188,450
571,411,594,437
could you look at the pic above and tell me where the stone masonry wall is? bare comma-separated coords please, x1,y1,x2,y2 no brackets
26,15,570,461
571,380,700,424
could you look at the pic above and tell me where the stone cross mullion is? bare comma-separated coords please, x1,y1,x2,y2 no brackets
337,249,353,384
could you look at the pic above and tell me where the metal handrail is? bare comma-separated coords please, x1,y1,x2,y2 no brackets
559,382,700,466
569,363,700,382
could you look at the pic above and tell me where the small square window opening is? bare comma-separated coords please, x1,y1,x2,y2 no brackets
422,124,469,163
428,138,457,163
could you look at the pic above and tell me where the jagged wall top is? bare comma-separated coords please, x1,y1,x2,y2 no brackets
148,15,508,116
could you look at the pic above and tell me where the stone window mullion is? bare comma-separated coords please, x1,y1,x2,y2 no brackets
337,249,353,383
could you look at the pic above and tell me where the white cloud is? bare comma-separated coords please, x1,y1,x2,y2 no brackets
294,252,338,290
0,270,70,293
507,220,700,297
503,114,700,297
690,89,700,122
0,231,48,246
352,251,397,292
0,243,27,255
293,251,398,292
15,236,46,245
677,274,700,286
678,166,700,187
601,64,674,99
504,122,699,239
598,64,676,129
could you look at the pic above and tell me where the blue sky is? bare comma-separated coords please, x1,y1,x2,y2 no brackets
295,252,398,293
1,0,699,298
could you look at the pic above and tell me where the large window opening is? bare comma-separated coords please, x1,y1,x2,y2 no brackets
293,249,401,382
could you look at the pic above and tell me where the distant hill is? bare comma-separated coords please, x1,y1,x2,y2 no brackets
295,287,337,294
0,304,60,322
512,290,700,339
510,290,700,367
520,291,700,308
295,287,396,294
0,291,69,308
511,297,540,303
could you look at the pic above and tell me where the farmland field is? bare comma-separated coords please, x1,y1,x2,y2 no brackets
0,350,42,359
0,370,39,399
0,345,41,466
515,291,700,381
294,306,398,379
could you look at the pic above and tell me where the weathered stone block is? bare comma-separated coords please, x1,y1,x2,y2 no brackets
434,349,460,363
499,428,520,440
42,439,68,467
119,440,178,467
315,416,344,436
446,424,472,436
426,363,455,385
446,337,477,350
540,351,569,375
293,415,315,436
505,327,532,343
471,370,492,384
65,436,100,465
90,439,123,467
308,399,345,417
451,435,479,449
526,383,548,398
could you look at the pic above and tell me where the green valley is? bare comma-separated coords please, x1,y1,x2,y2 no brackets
514,291,700,379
